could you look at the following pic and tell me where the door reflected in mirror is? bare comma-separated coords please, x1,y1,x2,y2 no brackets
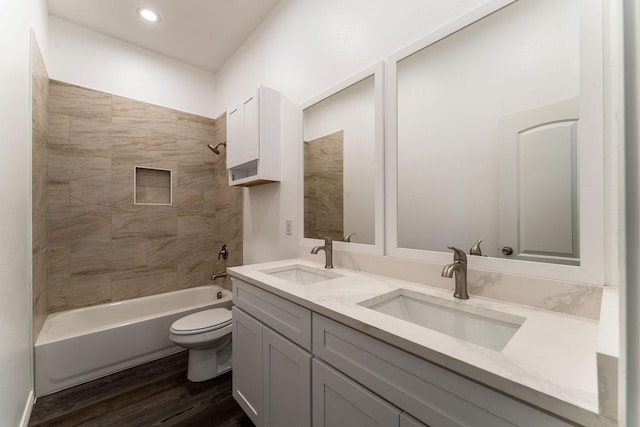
395,0,581,265
303,75,375,244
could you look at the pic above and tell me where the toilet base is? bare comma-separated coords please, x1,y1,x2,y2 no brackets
186,340,232,382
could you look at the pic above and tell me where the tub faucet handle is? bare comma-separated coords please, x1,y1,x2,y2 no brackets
218,244,228,260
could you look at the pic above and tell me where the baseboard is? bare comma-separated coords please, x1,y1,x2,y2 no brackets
19,390,35,427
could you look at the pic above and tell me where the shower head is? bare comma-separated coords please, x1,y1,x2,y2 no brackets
207,142,226,155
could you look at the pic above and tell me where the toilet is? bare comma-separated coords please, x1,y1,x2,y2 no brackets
169,308,232,382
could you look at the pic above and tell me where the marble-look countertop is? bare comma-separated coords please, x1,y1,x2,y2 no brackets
228,259,608,427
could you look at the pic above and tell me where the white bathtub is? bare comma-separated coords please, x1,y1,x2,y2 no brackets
35,285,232,397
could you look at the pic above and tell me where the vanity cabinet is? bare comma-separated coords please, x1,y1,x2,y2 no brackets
232,307,263,425
313,359,401,427
232,279,312,427
313,313,573,427
226,85,298,187
232,278,571,427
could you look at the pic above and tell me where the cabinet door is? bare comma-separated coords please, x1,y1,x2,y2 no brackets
241,94,260,164
232,307,263,426
263,327,311,427
226,105,243,168
312,359,400,427
226,92,259,169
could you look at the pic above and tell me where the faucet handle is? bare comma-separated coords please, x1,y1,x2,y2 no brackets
343,233,357,242
447,245,467,262
469,239,483,256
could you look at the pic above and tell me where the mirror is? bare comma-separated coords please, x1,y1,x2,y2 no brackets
395,0,582,264
387,0,604,283
301,63,384,250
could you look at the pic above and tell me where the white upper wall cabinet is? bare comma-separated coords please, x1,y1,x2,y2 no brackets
227,92,259,168
227,85,297,187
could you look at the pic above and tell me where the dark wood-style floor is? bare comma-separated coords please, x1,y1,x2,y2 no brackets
29,352,254,427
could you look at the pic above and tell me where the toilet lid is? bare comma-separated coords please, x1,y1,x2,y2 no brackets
170,308,232,334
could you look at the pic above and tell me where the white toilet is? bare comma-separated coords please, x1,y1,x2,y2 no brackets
169,308,232,382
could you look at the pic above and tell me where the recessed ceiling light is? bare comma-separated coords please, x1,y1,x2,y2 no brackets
137,7,161,23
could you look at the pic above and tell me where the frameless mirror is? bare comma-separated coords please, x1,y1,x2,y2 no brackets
301,63,384,252
387,0,604,283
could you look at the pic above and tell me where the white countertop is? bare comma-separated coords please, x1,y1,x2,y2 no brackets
228,258,607,427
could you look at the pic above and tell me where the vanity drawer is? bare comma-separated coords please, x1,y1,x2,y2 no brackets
233,278,311,350
312,313,572,427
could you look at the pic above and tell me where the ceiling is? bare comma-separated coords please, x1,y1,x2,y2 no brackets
46,0,281,73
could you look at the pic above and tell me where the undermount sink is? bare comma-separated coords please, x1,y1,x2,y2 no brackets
262,264,342,285
359,289,525,351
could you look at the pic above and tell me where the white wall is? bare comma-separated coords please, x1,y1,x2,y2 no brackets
0,0,48,424
48,16,217,118
214,0,494,114
215,0,495,262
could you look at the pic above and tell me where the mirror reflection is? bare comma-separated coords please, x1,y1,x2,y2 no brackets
396,0,580,265
303,75,375,244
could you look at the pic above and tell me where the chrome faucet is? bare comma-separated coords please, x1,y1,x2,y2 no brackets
441,246,469,299
311,235,333,269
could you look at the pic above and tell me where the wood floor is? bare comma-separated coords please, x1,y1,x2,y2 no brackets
29,352,254,427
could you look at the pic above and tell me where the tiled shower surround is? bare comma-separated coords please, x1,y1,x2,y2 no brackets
32,38,49,341
44,81,242,314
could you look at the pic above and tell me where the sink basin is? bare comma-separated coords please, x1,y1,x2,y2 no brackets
359,290,524,351
262,265,342,285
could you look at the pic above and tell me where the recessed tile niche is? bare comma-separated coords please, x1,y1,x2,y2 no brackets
134,166,172,205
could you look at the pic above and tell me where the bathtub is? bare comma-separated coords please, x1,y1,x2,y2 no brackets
35,285,232,397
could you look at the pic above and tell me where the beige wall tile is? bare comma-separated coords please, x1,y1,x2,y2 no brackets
48,212,111,245
111,268,178,301
177,238,215,289
49,148,111,184
146,135,204,166
111,237,148,270
48,181,70,213
69,182,116,213
47,246,70,280
67,116,113,157
32,37,49,340
48,113,70,140
44,83,242,312
143,214,178,238
48,273,112,313
112,95,178,135
49,80,111,122
112,213,145,239
146,237,179,268
173,187,204,214
68,240,111,275
178,215,214,239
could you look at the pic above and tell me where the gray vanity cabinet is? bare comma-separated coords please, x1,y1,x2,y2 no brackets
313,359,401,427
232,279,312,427
263,327,311,427
232,307,263,426
232,278,570,427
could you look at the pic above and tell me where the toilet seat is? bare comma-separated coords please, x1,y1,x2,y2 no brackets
170,308,232,336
